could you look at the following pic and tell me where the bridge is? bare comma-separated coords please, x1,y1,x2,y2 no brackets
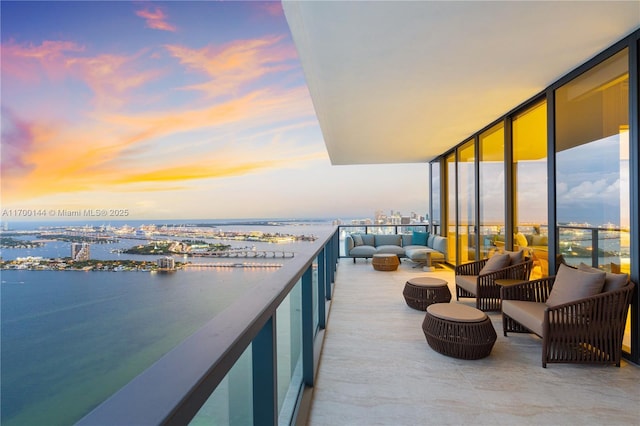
190,250,294,258
184,262,282,269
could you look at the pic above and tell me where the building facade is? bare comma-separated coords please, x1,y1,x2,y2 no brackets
427,29,639,364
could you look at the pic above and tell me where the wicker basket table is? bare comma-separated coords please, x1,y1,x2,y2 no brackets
403,277,451,310
422,303,497,359
372,253,400,271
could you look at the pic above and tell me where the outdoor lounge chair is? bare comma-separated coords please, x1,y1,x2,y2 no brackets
501,263,635,367
455,251,533,311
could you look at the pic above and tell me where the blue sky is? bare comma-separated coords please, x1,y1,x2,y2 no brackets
1,1,428,221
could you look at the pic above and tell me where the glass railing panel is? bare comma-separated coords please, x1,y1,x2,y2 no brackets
276,279,302,423
597,228,630,273
190,344,253,426
558,227,592,267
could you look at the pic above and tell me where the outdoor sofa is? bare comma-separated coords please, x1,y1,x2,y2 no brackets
345,231,447,266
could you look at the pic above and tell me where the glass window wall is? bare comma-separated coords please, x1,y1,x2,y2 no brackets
512,101,548,278
555,48,630,353
479,123,505,258
457,140,476,262
430,161,441,235
445,152,456,264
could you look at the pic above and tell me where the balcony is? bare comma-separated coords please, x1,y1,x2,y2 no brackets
306,258,639,425
78,226,638,425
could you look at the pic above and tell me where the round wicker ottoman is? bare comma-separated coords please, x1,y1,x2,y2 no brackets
422,303,497,360
403,277,451,310
372,253,400,271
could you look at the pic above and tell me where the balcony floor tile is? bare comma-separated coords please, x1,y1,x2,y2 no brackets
308,258,639,425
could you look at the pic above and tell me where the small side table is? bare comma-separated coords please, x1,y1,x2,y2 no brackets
403,277,451,310
372,253,400,271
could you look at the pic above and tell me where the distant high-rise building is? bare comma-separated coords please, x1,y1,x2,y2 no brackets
157,257,175,270
71,242,90,261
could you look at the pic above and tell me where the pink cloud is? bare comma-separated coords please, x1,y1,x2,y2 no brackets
135,6,177,32
1,39,84,81
256,2,284,17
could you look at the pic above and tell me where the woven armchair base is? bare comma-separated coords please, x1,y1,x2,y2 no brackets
422,311,497,360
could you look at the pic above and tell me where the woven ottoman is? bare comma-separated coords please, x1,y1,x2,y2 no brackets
403,277,451,310
372,253,400,271
422,303,497,359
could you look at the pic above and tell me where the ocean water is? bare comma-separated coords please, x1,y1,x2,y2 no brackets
1,222,333,425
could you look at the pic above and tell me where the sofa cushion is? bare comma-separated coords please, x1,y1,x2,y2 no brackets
412,231,428,246
455,274,478,295
376,245,405,256
427,234,435,248
361,234,375,246
546,263,606,307
405,247,428,261
374,234,402,247
577,262,629,292
502,300,547,336
401,234,413,247
503,249,524,265
479,253,510,275
352,234,364,247
349,245,377,257
431,236,447,255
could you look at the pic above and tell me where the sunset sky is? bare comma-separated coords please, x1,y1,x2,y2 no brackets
1,1,428,221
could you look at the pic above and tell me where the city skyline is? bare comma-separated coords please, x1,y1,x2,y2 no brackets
1,1,428,221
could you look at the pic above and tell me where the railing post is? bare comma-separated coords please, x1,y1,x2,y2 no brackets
301,266,314,387
317,249,326,329
592,228,599,268
252,316,277,426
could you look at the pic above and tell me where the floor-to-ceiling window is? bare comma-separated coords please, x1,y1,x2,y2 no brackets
445,152,456,264
555,48,630,352
430,161,441,235
512,101,548,278
479,123,505,258
457,140,476,262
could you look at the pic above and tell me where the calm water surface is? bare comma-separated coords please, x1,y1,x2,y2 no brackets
2,266,262,425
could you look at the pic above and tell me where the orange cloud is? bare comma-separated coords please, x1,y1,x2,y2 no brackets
165,36,298,97
2,83,318,203
65,52,162,110
136,6,177,32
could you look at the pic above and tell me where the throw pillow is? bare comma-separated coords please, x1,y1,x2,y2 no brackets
479,253,511,275
412,231,428,246
503,249,524,265
514,232,528,248
546,263,606,307
577,262,629,292
352,234,364,247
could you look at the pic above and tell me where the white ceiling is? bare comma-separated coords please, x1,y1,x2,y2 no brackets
283,1,640,165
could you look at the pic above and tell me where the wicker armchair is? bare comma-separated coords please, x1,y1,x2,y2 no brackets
502,277,635,367
455,257,533,311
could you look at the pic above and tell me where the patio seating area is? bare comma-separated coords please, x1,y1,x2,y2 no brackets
306,258,639,425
